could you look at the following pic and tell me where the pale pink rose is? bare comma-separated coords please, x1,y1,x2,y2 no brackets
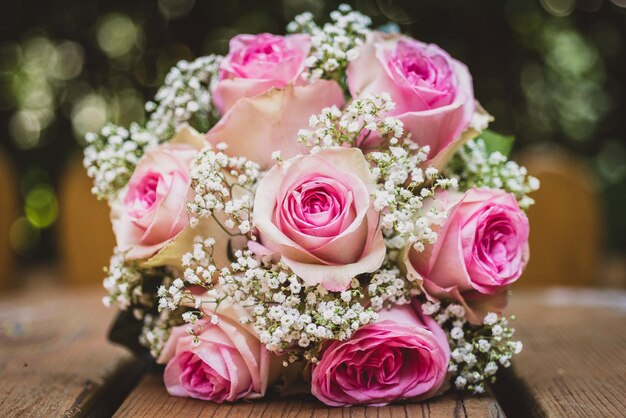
311,302,450,406
111,143,196,260
158,299,272,403
252,147,385,291
405,188,530,323
347,32,480,168
206,80,344,169
213,33,311,114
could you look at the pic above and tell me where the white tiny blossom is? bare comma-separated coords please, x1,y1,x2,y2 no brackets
287,5,371,81
484,312,498,325
446,137,539,209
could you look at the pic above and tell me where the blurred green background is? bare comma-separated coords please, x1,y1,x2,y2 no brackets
0,0,624,282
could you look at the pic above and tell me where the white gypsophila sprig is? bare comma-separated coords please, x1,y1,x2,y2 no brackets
155,236,227,346
102,248,143,311
84,123,160,200
186,144,260,235
101,247,173,319
84,55,222,200
446,138,540,209
146,55,222,140
366,266,421,311
218,249,378,362
287,4,371,83
157,236,378,362
299,93,457,257
298,92,399,149
139,309,186,358
425,300,523,394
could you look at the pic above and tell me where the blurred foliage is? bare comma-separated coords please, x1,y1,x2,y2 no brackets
0,0,625,262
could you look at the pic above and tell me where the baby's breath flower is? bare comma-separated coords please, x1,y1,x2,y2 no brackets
140,310,184,358
426,300,523,394
102,248,143,310
147,55,222,140
102,248,167,315
287,5,371,84
187,145,260,236
84,56,223,200
83,124,159,200
446,137,540,209
366,267,420,310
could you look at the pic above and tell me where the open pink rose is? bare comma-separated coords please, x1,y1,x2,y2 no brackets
311,302,450,406
158,299,272,403
206,80,344,169
252,147,385,291
347,32,483,168
404,188,530,323
213,33,311,114
111,143,196,260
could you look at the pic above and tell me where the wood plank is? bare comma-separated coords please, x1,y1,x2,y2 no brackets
493,287,626,417
0,286,143,417
114,370,504,417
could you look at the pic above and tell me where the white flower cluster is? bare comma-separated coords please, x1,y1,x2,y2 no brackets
140,310,181,358
84,123,159,200
366,267,420,311
102,248,147,311
84,55,223,200
369,144,455,254
219,249,378,361
186,145,261,235
299,93,457,254
145,55,222,140
156,236,224,318
447,138,540,209
160,237,378,362
287,4,371,82
298,93,399,149
154,237,225,348
425,300,523,394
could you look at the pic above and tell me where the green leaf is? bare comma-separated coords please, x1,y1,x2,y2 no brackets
479,130,516,157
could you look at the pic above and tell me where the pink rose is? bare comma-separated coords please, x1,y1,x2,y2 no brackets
347,32,483,168
206,81,345,169
252,147,385,291
405,188,530,323
311,302,450,406
158,299,273,403
213,33,311,114
111,143,196,260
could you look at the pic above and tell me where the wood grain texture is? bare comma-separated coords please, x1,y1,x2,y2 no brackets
114,373,504,418
0,286,141,417
496,287,626,417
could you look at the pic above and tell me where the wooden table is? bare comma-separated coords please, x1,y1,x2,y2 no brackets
0,286,624,417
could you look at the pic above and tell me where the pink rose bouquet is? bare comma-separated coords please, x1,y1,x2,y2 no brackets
87,5,539,407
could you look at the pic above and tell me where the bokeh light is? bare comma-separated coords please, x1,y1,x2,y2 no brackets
540,0,575,16
71,93,108,138
158,0,196,19
9,217,40,256
24,184,58,229
96,14,141,58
